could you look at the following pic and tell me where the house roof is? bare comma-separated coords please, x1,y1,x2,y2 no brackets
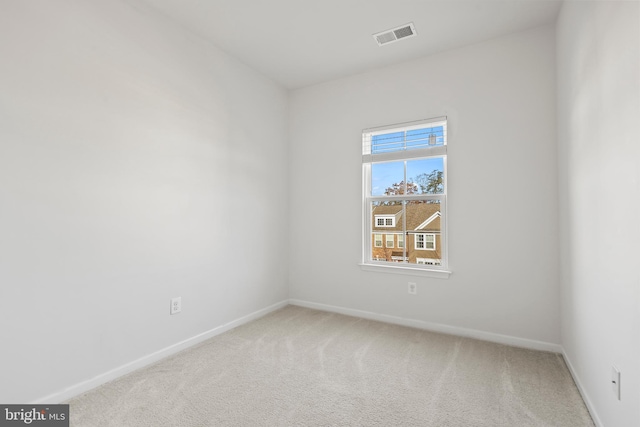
372,203,440,233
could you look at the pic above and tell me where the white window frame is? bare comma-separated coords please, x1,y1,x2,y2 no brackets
415,233,436,250
361,117,449,277
374,234,383,248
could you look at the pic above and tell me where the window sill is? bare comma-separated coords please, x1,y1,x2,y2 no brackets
359,263,451,279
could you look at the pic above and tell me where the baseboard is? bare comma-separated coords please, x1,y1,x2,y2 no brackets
34,298,564,404
33,300,289,404
561,348,603,427
289,299,563,354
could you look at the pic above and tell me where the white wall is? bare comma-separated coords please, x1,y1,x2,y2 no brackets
289,26,560,346
0,0,289,403
557,2,640,426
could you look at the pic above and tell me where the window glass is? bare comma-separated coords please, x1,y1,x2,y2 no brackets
371,161,404,196
407,157,444,195
371,131,405,154
406,125,445,148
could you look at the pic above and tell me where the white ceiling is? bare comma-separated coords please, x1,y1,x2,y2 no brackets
139,0,563,89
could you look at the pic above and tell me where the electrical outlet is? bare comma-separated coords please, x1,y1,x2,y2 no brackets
170,297,181,315
408,282,417,295
611,366,620,400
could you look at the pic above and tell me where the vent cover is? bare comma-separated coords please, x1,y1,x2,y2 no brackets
373,23,417,46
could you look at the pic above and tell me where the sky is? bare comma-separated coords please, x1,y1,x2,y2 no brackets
371,157,444,196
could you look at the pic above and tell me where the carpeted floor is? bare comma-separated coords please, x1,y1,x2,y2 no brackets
68,305,594,426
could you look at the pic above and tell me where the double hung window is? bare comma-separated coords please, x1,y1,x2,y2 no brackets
362,117,448,271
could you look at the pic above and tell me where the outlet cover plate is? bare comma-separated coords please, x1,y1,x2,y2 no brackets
408,282,417,295
170,297,182,315
612,366,620,400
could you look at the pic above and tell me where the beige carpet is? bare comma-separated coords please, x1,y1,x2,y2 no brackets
68,305,594,426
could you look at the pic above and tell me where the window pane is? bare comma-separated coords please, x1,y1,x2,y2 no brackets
371,161,405,196
371,131,405,154
370,124,446,154
407,157,444,195
425,234,435,249
406,200,442,266
406,125,445,149
371,201,405,263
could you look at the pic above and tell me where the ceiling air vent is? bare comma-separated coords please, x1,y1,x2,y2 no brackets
373,23,417,46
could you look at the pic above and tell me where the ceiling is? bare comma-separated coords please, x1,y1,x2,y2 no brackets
139,0,563,89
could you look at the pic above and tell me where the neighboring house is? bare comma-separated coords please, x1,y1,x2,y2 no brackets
371,203,442,266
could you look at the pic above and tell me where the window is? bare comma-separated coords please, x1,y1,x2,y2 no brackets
362,117,447,272
415,233,436,250
375,215,395,227
417,258,442,266
386,234,394,248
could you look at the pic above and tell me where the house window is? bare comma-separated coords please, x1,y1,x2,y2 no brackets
415,233,436,250
375,215,395,227
386,234,394,248
362,117,447,271
416,258,442,266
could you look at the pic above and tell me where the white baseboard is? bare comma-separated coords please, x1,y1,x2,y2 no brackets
561,349,603,427
33,300,289,404
34,298,565,404
289,299,563,354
